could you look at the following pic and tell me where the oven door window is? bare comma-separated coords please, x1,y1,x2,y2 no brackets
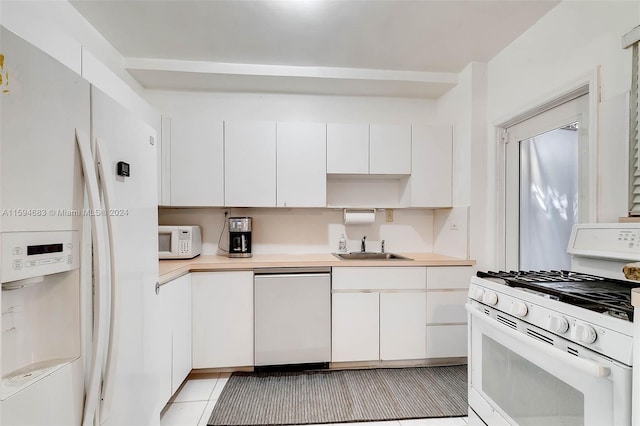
483,334,583,426
469,313,625,426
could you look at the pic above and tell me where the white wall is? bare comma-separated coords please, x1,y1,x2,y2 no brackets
485,0,639,269
159,207,434,255
145,90,436,124
436,62,487,266
149,90,439,255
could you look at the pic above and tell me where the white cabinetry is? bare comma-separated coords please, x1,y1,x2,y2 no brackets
406,125,453,207
158,273,192,405
326,123,369,174
327,123,412,176
380,292,427,360
276,122,327,207
425,266,473,359
369,124,412,175
331,267,427,363
224,121,276,207
165,116,224,206
191,271,254,368
332,292,379,362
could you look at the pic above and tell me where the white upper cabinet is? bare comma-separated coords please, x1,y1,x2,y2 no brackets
327,123,412,176
369,124,412,175
407,124,453,207
224,121,277,207
168,116,224,206
326,123,370,174
276,122,327,207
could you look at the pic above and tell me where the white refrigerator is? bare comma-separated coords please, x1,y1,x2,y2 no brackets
0,26,162,425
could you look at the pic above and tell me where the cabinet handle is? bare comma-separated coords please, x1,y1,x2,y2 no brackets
155,282,160,295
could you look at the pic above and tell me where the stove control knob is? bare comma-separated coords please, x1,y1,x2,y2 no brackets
572,322,597,344
510,301,528,317
470,287,484,301
482,291,498,306
548,315,569,334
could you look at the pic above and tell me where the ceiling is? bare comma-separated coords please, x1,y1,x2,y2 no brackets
71,0,560,98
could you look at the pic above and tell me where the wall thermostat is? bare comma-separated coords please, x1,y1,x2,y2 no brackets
117,161,130,177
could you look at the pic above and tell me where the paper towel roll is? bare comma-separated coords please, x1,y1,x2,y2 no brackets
344,209,376,225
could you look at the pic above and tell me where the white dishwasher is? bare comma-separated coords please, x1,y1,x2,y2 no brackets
254,267,331,367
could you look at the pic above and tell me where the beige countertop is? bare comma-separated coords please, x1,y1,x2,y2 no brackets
159,253,476,284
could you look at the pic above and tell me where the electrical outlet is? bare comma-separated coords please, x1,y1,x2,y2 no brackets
385,209,394,222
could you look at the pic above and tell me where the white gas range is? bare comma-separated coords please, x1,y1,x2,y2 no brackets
467,223,640,426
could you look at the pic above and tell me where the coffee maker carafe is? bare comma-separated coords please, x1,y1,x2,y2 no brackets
228,217,252,258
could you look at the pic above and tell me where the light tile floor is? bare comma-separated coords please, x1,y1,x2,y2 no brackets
160,373,469,426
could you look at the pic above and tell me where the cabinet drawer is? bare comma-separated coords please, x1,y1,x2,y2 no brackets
426,266,475,290
426,324,467,358
332,267,426,290
426,290,468,324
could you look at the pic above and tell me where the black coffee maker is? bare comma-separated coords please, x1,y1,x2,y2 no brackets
228,217,252,258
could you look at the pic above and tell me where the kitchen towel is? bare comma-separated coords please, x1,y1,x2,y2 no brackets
207,365,467,425
343,208,376,225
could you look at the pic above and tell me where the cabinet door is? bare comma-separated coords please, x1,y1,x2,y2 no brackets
426,290,468,324
171,273,192,394
224,121,276,207
426,324,467,358
276,122,327,207
369,124,411,175
331,292,379,362
158,273,193,402
380,292,426,360
426,266,474,290
326,123,369,174
332,267,426,291
158,280,174,405
409,125,452,207
169,117,224,206
192,272,254,368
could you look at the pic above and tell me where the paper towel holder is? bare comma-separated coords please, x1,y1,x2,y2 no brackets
343,208,376,225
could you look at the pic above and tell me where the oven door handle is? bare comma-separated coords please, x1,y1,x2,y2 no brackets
466,304,611,378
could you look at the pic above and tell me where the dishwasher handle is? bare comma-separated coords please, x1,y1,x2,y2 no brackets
254,267,331,275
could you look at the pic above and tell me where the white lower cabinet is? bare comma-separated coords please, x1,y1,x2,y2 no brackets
159,273,192,404
426,266,474,359
331,292,379,362
425,324,468,358
191,271,254,368
380,292,427,360
331,267,427,363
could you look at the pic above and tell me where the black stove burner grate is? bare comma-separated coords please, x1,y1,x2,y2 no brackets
477,270,639,322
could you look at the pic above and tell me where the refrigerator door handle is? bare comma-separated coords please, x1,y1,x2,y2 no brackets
76,129,110,426
95,137,118,422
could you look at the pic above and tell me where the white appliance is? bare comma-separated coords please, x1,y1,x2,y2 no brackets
254,268,331,367
467,223,640,426
0,26,162,425
158,225,201,259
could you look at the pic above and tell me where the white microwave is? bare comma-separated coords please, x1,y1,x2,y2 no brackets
158,226,202,259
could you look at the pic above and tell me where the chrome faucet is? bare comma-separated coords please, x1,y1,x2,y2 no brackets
361,236,367,253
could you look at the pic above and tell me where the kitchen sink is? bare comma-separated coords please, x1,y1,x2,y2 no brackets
333,252,413,261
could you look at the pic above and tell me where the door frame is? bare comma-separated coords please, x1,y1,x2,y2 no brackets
494,68,600,270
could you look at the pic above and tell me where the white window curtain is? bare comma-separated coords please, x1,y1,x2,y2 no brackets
625,27,640,215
